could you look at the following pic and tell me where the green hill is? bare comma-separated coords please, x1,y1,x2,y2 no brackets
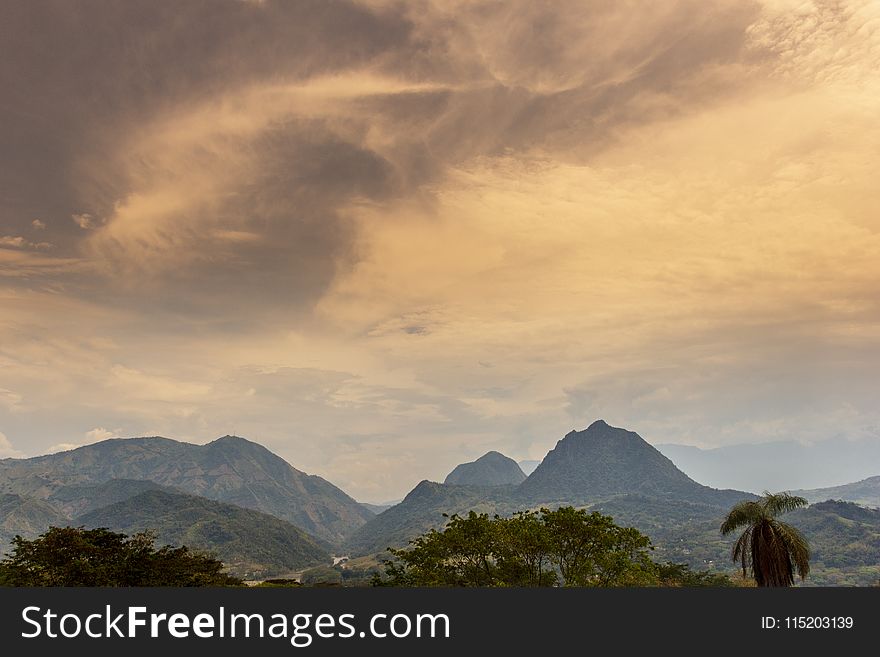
0,493,69,556
77,489,331,578
444,451,526,486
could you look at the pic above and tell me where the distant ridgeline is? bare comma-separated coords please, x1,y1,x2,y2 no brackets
2,422,879,585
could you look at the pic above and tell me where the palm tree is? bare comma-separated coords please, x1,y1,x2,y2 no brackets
720,492,810,587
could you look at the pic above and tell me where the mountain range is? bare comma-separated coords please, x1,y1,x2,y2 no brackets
345,421,880,585
2,421,878,584
346,420,752,556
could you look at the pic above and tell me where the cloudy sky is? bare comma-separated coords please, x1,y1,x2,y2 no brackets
1,0,879,501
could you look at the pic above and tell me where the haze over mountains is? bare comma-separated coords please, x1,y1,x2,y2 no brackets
656,437,880,493
795,476,880,509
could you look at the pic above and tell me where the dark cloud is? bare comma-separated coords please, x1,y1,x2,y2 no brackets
1,0,769,324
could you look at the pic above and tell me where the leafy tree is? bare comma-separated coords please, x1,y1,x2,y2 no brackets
720,492,810,587
540,507,656,586
0,526,242,586
379,512,501,586
494,511,557,586
376,507,660,587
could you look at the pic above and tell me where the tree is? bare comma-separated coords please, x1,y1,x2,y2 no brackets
720,492,810,587
0,526,242,587
540,507,655,586
494,511,557,587
376,507,660,587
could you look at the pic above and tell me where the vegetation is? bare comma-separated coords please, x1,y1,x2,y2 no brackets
0,526,242,586
721,492,810,587
374,507,730,587
77,489,331,578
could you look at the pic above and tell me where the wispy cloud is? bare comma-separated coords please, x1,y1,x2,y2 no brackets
1,0,879,498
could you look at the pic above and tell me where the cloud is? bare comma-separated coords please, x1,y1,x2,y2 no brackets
0,431,24,458
71,213,94,230
1,1,880,498
0,236,26,248
45,443,84,454
0,235,52,250
84,427,116,442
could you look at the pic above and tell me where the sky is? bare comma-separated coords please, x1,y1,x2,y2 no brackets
1,0,879,502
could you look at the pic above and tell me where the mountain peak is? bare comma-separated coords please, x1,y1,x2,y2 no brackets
518,423,744,507
210,434,256,446
444,451,526,487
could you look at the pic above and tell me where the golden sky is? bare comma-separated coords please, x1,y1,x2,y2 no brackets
1,0,879,500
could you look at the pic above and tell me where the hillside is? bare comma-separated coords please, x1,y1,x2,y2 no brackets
78,489,331,578
0,494,69,555
48,479,180,517
785,501,880,585
0,435,372,544
345,481,517,556
444,451,526,486
517,420,746,507
795,476,880,509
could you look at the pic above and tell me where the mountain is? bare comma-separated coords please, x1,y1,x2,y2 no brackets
795,476,880,509
78,489,331,578
0,493,69,555
517,420,746,507
656,438,880,493
444,451,526,486
345,481,516,556
518,460,541,476
48,479,180,517
347,421,752,558
0,435,372,544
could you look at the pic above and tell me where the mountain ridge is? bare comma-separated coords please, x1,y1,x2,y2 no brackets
0,435,372,544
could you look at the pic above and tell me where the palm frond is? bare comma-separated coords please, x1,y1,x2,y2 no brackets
720,500,764,535
769,519,811,580
762,492,808,518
